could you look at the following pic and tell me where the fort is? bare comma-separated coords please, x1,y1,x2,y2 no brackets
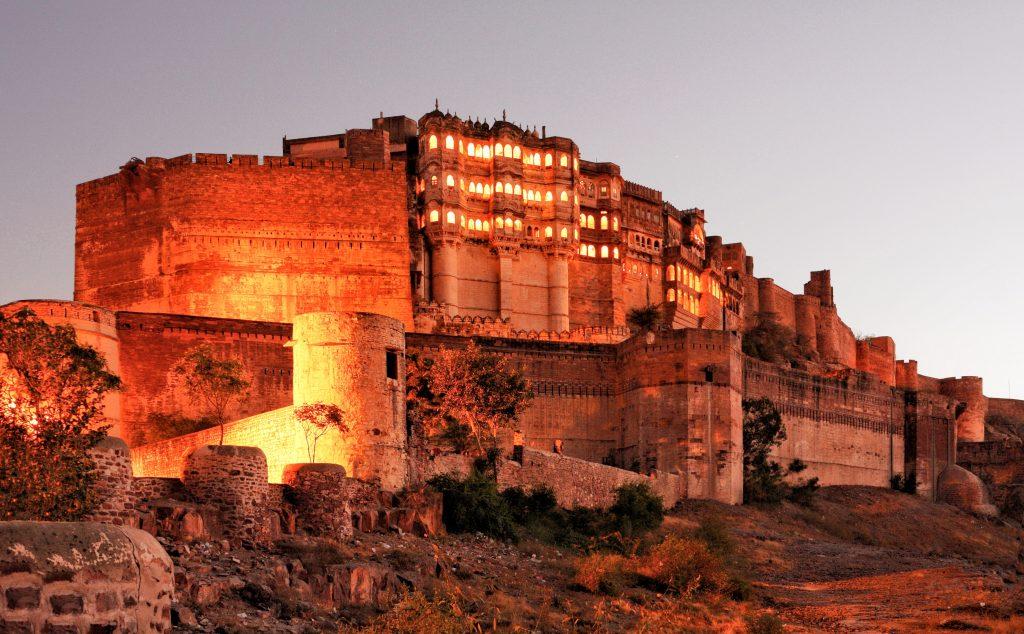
4,105,1018,511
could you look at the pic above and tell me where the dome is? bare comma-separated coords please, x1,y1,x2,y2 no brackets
936,464,998,517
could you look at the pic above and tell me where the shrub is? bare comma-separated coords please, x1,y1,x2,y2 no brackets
427,471,516,540
343,591,467,634
609,482,664,537
572,552,633,595
637,534,729,596
694,515,734,557
626,304,661,333
890,472,917,494
746,613,785,634
743,314,815,367
743,398,819,505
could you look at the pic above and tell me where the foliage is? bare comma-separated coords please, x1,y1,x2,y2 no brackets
427,471,517,540
626,304,661,333
0,308,120,521
694,515,735,558
742,314,816,367
170,344,251,444
985,412,1024,443
745,613,785,634
130,411,217,446
572,552,633,594
637,534,729,595
406,342,531,454
890,472,917,495
294,403,347,463
743,397,819,505
609,482,665,537
341,591,468,634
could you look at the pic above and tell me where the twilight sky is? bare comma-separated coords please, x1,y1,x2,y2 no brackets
1,2,1021,396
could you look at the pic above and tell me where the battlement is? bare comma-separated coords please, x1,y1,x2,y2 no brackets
623,180,662,203
1,299,116,328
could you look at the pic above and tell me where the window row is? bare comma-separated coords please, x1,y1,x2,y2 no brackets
427,135,576,169
578,243,621,259
633,234,662,250
578,214,619,231
666,265,701,291
426,209,579,241
665,289,700,315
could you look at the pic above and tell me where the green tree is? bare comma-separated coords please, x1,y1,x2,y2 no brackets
0,309,120,520
407,341,531,454
742,397,819,505
626,304,662,333
171,344,251,445
294,403,347,463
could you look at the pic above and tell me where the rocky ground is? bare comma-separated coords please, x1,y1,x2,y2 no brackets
165,486,1024,632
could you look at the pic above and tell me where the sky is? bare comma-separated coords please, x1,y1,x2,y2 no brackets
0,1,1021,397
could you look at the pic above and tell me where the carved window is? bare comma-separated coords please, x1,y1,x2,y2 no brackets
560,154,568,167
446,210,456,224
429,209,439,223
600,245,609,258
445,135,455,150
545,153,553,167
428,135,438,149
600,216,608,230
495,143,504,157
445,174,454,187
512,146,521,159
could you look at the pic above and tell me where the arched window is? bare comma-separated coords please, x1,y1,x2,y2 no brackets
513,184,521,195
574,157,579,171
545,191,553,202
467,142,475,157
505,181,512,193
600,245,609,258
484,184,491,197
429,209,439,223
586,215,595,230
560,227,568,239
505,216,513,230
445,135,454,149
495,143,504,157
460,215,466,227
533,152,540,165
578,215,585,227
512,146,521,159
505,143,512,157
445,174,455,187
545,153,553,166
560,154,568,167
430,175,438,186
496,217,504,229
579,244,587,256
469,182,476,194
428,135,438,149
460,179,465,190
613,247,619,259
612,217,619,231
574,194,579,205
496,182,504,194
600,216,608,230
667,289,676,302
526,190,534,201
544,226,553,238
560,191,568,202
446,210,456,224
514,219,522,231
574,229,579,240
458,139,464,153
654,240,660,249
587,244,596,258
523,153,531,166
483,145,491,159
475,219,483,231
483,220,490,232
667,266,675,281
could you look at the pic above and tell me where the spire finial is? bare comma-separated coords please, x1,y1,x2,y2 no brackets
502,109,507,121
435,98,439,110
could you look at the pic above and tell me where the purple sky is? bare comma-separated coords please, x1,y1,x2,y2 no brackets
1,2,1021,396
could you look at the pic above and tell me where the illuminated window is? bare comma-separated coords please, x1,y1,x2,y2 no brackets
574,194,579,205
523,153,531,166
526,190,534,201
667,289,676,302
587,244,596,257
599,182,608,198
514,219,522,231
467,142,475,157
445,174,455,187
446,210,456,224
667,266,675,281
573,157,579,171
505,181,512,193
505,143,512,157
430,175,438,186
560,227,568,239
578,215,585,226
484,184,491,197
469,182,477,194
532,152,540,165
600,216,608,230
429,209,439,222
586,215,595,230
600,245,609,258
559,154,568,167
579,244,587,256
496,182,504,194
574,229,579,240
545,191,553,202
495,143,504,157
496,217,504,229
545,153,553,166
612,217,619,231
505,216,512,230
445,135,454,149
483,145,491,159
544,226,553,238
458,139,464,153
560,191,568,202
475,219,482,231
512,146,521,159
483,220,490,232
613,247,619,259
428,135,438,149
460,179,465,190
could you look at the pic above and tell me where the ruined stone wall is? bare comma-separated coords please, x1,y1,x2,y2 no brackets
0,522,173,632
957,440,1024,512
116,311,292,446
84,437,136,526
183,445,269,544
743,358,904,487
903,390,957,500
75,155,413,329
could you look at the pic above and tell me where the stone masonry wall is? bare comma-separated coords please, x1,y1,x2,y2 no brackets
182,445,269,544
0,521,173,633
83,437,136,526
